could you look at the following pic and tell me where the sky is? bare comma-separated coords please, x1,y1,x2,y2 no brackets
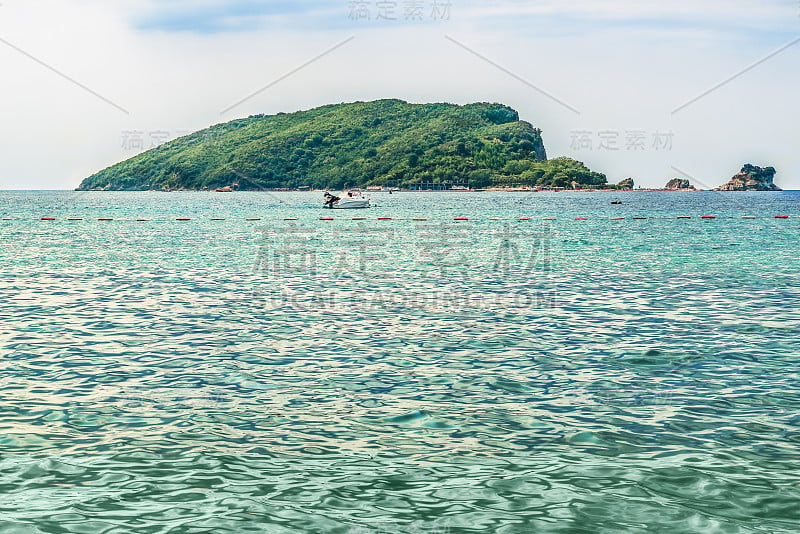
0,0,798,189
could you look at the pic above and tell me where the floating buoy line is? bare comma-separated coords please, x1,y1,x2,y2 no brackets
15,215,798,224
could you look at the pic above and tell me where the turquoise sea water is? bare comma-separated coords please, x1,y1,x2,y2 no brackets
1,190,799,533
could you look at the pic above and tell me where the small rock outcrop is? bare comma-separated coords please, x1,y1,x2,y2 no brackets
665,178,696,190
617,178,634,190
714,165,781,191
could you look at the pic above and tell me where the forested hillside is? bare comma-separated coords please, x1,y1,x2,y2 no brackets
78,100,606,191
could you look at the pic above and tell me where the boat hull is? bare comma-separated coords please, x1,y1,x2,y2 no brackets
326,200,371,209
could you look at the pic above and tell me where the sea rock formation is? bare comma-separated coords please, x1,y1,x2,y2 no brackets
616,178,634,189
665,178,696,190
714,165,781,191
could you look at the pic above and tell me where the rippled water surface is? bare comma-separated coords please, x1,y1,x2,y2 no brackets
1,191,799,533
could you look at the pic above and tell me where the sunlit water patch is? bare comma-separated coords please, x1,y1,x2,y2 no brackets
1,191,799,533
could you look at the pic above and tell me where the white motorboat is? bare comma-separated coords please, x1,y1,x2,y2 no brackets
323,190,371,209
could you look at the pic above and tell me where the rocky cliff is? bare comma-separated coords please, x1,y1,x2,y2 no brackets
714,165,781,191
665,178,696,190
616,178,634,190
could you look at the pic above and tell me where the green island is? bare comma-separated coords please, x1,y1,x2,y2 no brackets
78,100,611,191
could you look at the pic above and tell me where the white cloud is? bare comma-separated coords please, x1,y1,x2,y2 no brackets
459,0,793,22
